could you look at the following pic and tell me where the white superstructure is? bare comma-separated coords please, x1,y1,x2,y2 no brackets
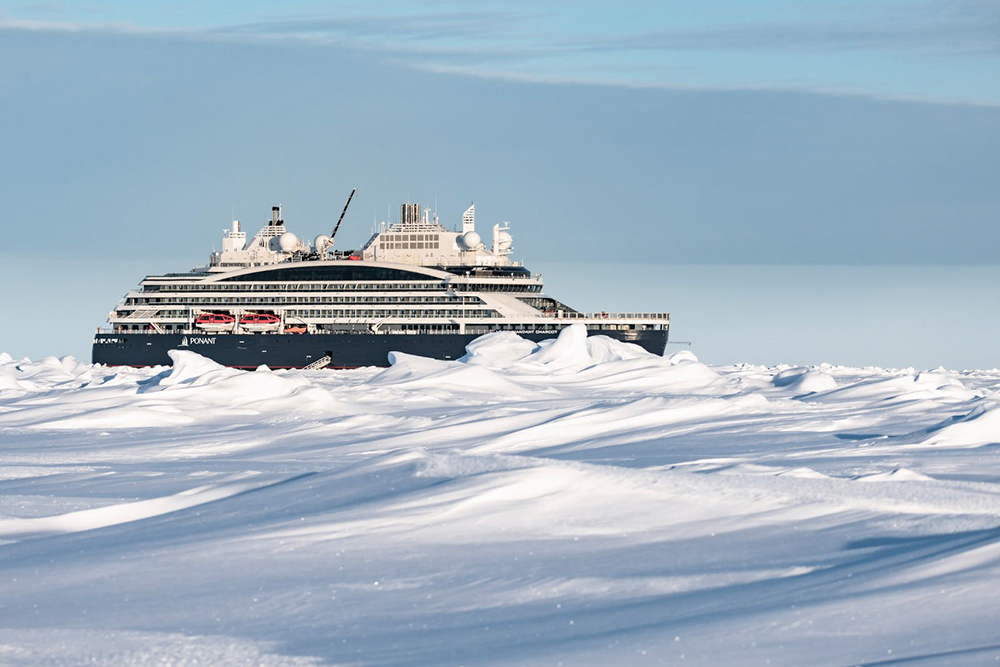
105,199,669,339
361,203,515,267
209,201,515,272
212,206,311,269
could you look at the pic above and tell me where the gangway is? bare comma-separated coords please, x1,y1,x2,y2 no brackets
302,355,332,370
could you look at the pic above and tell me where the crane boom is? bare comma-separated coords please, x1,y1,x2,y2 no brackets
329,187,357,244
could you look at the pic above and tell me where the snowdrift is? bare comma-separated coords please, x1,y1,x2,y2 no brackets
920,402,1000,448
2,331,1000,666
772,366,838,394
459,323,659,370
805,369,976,404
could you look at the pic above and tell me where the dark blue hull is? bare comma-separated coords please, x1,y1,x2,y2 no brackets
92,329,669,369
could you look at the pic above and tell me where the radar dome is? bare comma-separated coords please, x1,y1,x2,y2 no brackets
496,230,513,249
278,232,299,252
459,231,482,250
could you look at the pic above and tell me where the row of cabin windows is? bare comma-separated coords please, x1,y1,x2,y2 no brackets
374,324,461,334
382,233,439,241
453,283,542,293
117,321,511,334
123,309,499,320
285,309,497,319
146,282,446,292
127,295,484,306
142,281,539,292
117,321,659,333
381,242,440,250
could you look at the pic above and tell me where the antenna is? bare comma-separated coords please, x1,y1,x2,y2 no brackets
329,187,357,245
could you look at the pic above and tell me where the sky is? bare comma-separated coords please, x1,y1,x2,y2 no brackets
1,1,998,367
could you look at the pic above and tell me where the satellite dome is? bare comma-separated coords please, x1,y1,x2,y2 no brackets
496,230,513,249
460,231,482,250
278,232,299,252
314,234,331,251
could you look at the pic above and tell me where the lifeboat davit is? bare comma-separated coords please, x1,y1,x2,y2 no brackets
195,313,235,331
240,313,281,332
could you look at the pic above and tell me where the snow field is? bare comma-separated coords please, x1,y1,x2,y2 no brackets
1,325,999,665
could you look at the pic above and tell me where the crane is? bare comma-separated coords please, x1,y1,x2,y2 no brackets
315,187,357,257
329,187,357,246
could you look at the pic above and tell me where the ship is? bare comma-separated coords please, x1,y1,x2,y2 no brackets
92,191,670,369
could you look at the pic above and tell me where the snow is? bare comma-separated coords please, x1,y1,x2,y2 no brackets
1,324,999,665
921,403,1000,448
772,366,838,394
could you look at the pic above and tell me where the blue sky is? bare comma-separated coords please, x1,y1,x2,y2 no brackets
1,1,998,366
5,0,999,105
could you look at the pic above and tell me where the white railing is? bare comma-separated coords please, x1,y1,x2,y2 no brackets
552,312,670,321
97,312,671,336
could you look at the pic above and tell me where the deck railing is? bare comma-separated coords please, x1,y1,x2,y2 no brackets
96,313,671,336
554,312,670,320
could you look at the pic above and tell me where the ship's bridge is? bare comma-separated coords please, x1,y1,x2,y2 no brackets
361,203,517,269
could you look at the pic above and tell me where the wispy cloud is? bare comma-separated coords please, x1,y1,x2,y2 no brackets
16,1,109,15
0,12,566,64
220,11,526,42
0,16,171,34
208,12,559,63
2,1,998,107
412,61,1000,109
574,1,1000,57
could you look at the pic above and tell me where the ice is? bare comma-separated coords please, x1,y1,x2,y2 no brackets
1,331,1000,666
458,323,657,371
772,366,838,394
459,330,548,367
806,369,977,404
378,352,527,395
0,480,265,538
854,468,935,482
921,402,1000,448
154,349,236,387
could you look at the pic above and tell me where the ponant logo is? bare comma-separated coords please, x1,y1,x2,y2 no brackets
189,336,216,345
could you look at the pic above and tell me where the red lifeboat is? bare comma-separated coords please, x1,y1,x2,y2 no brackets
239,312,281,332
194,313,235,331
